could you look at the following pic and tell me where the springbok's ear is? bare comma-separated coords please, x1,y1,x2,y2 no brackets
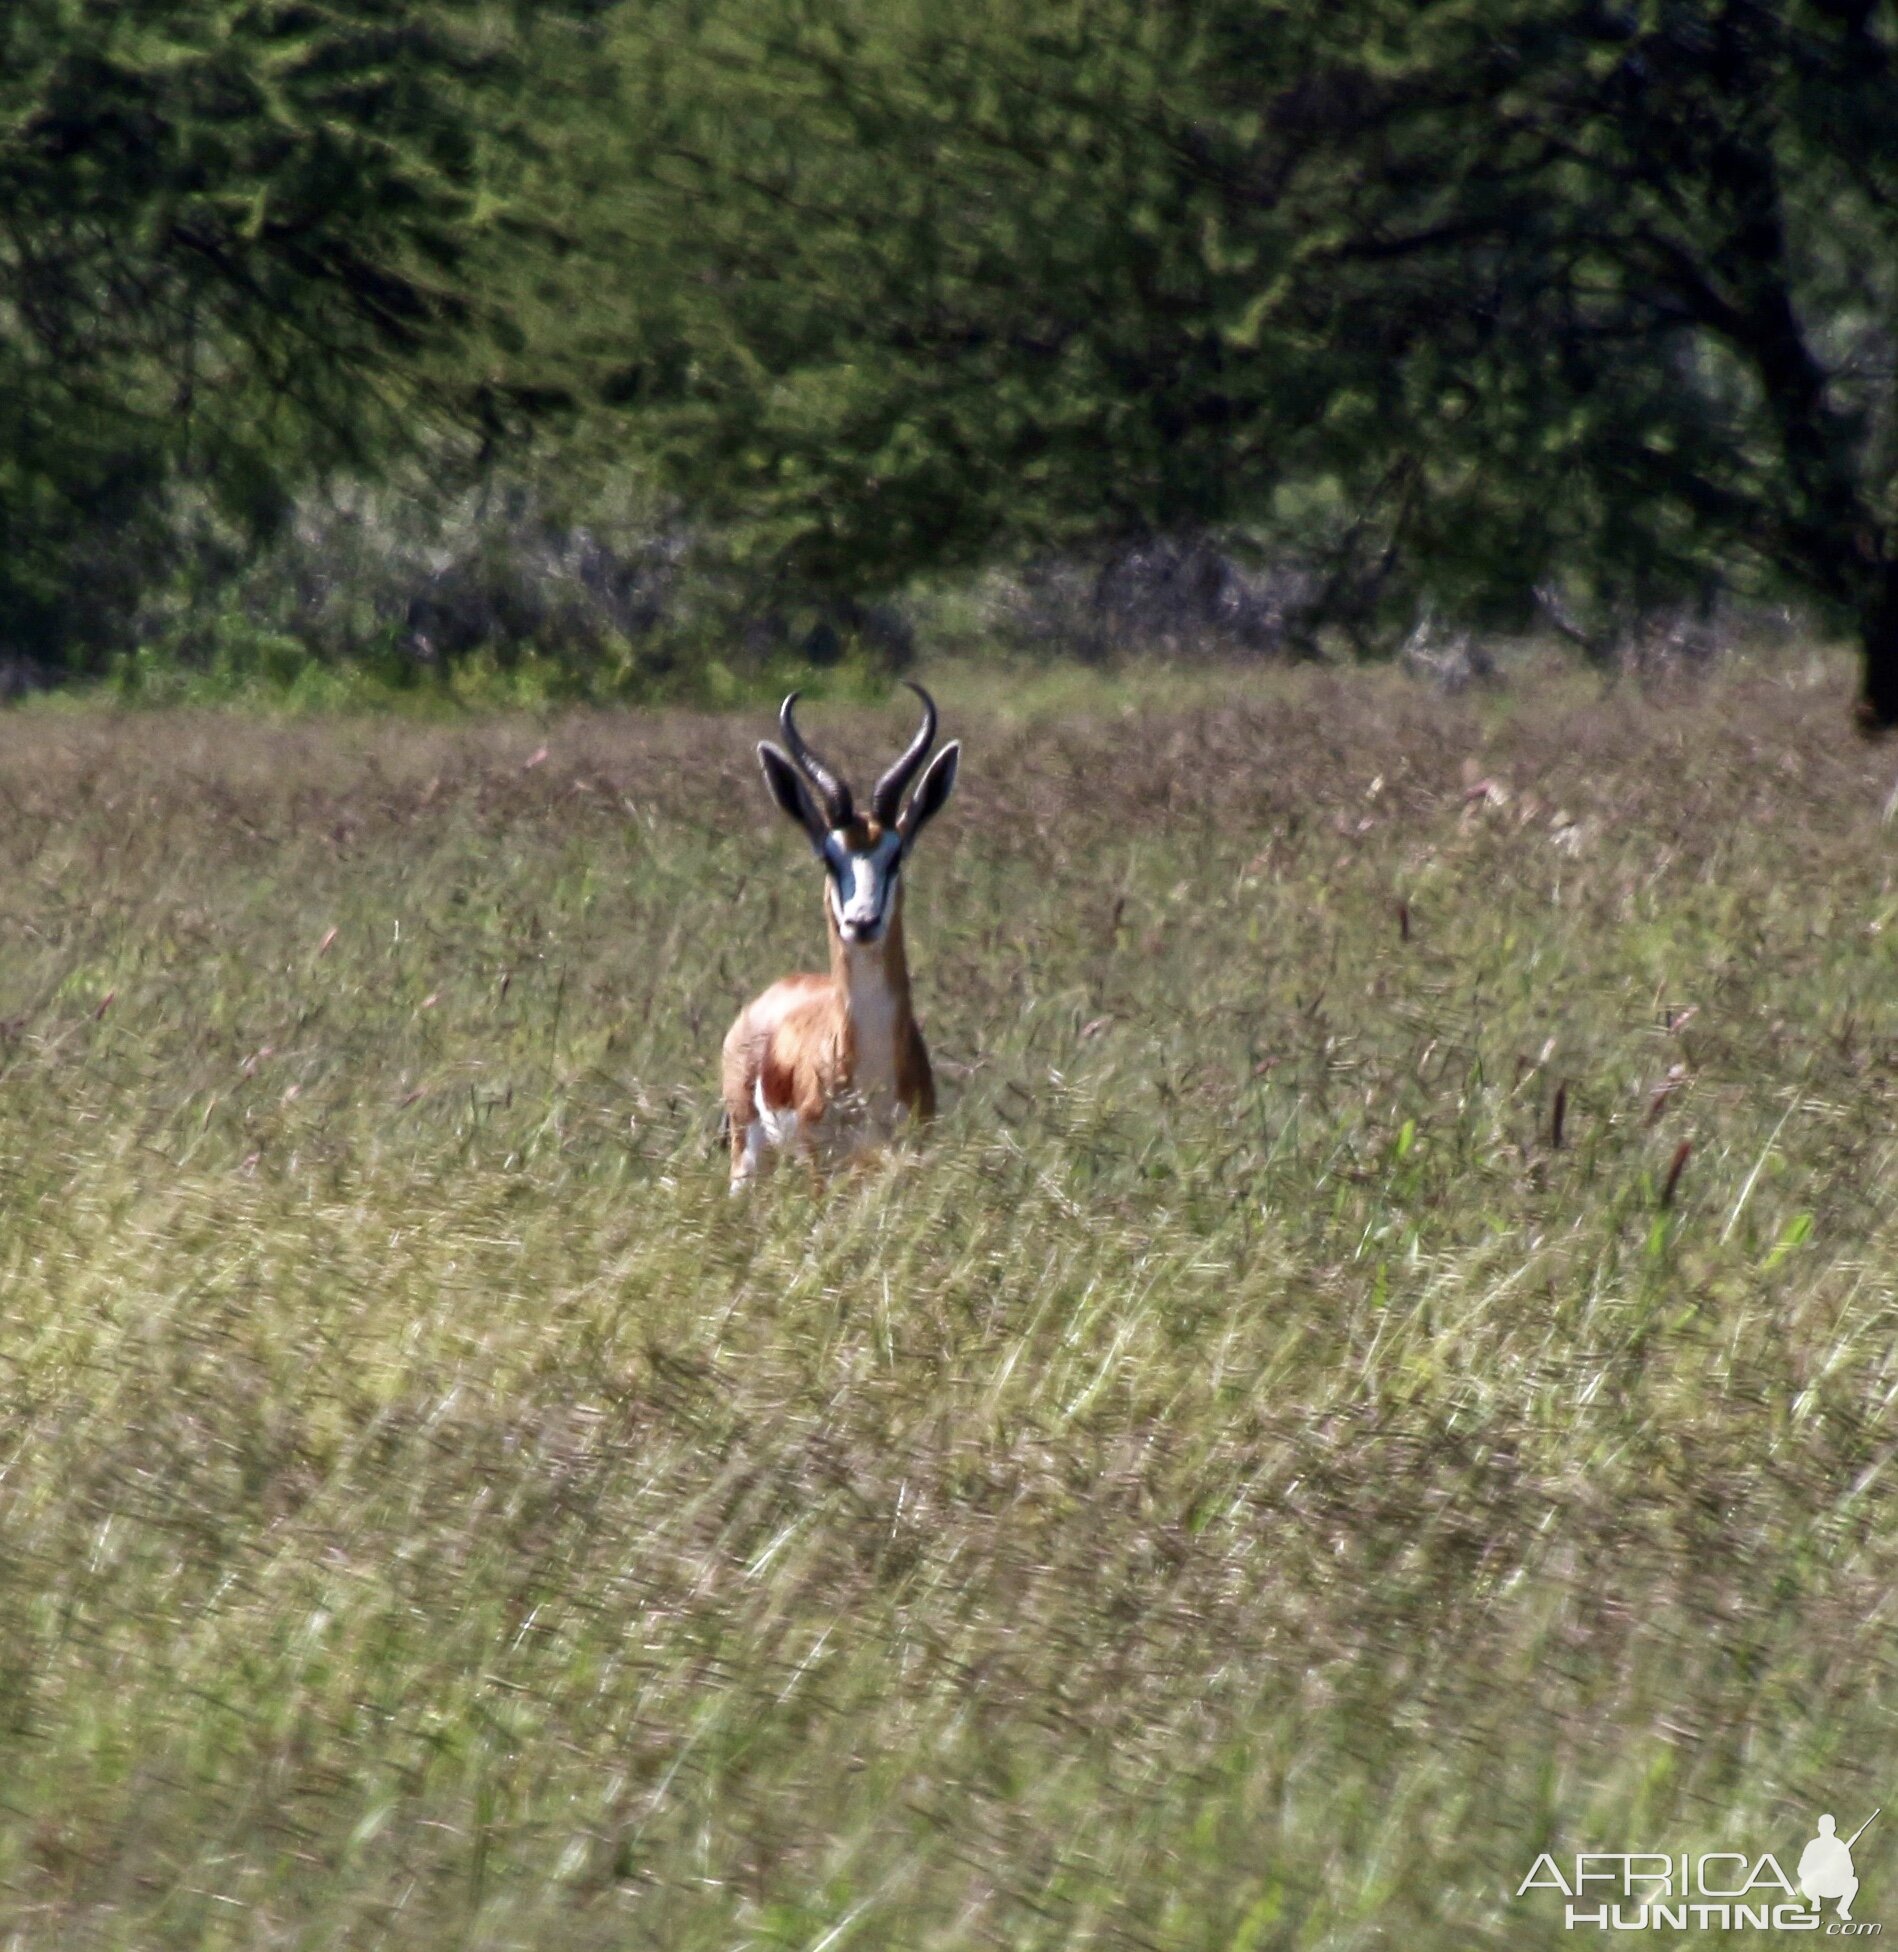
758,742,826,848
897,740,959,845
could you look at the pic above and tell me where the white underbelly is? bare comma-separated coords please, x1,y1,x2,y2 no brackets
746,1063,904,1161
754,1079,800,1148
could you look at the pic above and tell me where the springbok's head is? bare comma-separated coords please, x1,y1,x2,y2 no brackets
758,682,960,947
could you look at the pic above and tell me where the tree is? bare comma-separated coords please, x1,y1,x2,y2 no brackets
0,0,544,671
594,0,1898,725
1323,0,1898,729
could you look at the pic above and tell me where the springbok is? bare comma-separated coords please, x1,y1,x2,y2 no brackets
721,683,960,1189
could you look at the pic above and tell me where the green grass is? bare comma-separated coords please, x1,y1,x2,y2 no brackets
0,657,1893,1948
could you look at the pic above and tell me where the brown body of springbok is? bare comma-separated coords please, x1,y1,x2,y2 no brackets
721,684,960,1189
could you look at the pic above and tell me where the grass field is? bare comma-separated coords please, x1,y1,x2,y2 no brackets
1,656,1894,1949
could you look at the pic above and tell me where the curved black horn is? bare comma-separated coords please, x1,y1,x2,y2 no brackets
779,692,853,828
871,681,938,825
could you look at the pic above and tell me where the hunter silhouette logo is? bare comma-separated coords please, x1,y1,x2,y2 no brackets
1518,1807,1883,1934
1802,1813,1878,1923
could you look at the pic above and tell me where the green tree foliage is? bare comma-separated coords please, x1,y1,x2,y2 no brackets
0,0,540,671
594,0,1898,723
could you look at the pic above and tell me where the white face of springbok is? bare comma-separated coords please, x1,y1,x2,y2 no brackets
756,683,961,951
821,827,905,946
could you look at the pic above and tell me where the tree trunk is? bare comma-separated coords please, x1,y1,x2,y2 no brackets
1856,570,1898,734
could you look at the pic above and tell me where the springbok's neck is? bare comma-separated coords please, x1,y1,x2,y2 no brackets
827,908,914,1024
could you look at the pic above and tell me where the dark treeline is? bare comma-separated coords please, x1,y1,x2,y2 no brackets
6,0,1898,722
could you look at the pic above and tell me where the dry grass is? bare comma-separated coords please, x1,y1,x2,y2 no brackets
0,656,1894,1948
